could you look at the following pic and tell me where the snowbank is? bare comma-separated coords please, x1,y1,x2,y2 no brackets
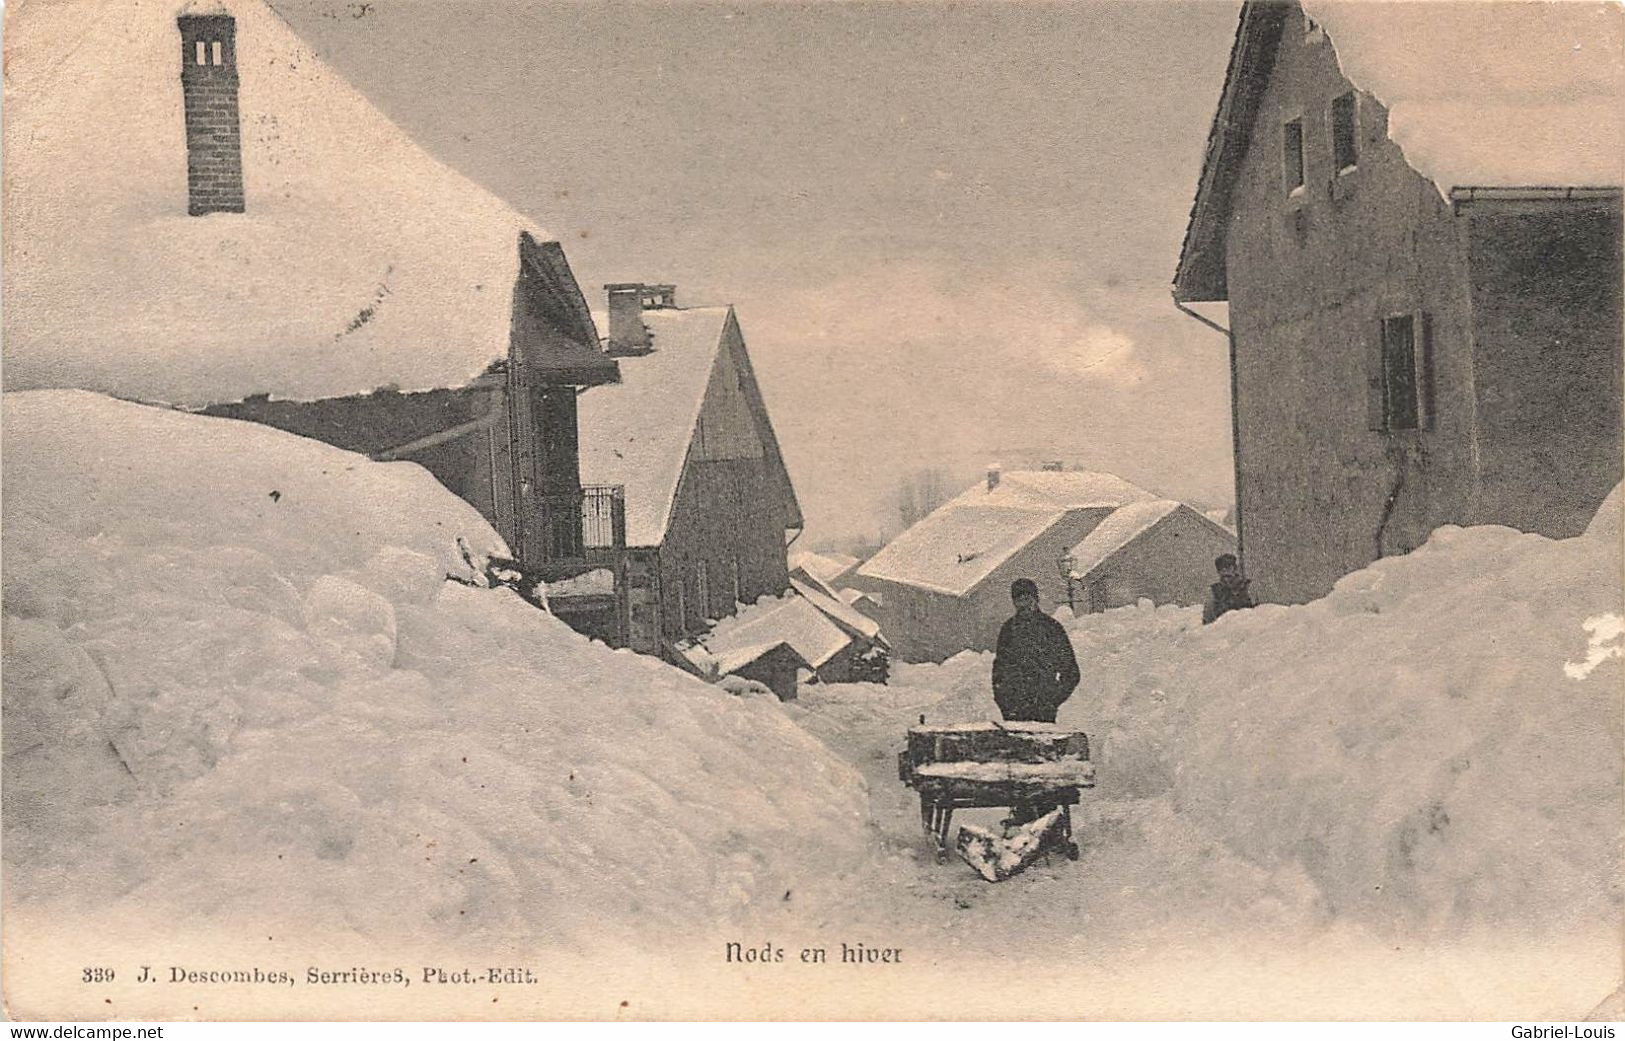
2,391,868,951
895,504,1622,940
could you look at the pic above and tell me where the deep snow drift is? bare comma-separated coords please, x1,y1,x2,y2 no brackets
1,391,868,952
906,493,1623,943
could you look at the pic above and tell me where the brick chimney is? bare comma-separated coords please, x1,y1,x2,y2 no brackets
178,13,245,215
986,465,1002,492
603,283,677,357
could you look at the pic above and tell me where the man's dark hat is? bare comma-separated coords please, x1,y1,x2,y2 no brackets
1010,578,1039,599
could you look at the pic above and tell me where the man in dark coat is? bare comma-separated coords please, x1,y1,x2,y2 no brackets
992,578,1080,724
1202,553,1255,624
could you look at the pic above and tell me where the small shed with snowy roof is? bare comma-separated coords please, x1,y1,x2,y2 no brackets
849,467,1178,662
1064,501,1235,614
1174,0,1621,606
576,285,803,656
5,0,628,621
675,593,859,700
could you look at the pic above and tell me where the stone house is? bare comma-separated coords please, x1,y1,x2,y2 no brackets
1173,0,1622,604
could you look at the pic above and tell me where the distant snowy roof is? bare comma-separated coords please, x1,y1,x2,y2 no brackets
695,594,853,672
1302,0,1623,194
1065,501,1183,579
859,470,1155,597
577,308,733,546
4,0,561,405
858,506,1070,598
788,578,885,646
946,471,1156,512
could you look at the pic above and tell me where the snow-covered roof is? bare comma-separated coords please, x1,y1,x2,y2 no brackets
790,550,859,591
1175,1,1624,303
1064,501,1185,579
858,506,1071,598
858,470,1156,597
788,578,885,646
1302,0,1624,194
711,641,811,678
695,594,853,672
4,0,564,405
577,307,733,546
946,470,1156,512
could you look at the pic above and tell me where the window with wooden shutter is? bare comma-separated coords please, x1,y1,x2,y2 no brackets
1365,322,1387,431
1417,313,1437,430
1381,315,1420,431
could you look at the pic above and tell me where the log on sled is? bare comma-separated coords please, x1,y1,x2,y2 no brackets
897,721,1094,867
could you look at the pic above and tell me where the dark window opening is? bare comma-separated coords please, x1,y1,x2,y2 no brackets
1332,93,1358,171
1283,119,1305,193
1382,315,1419,431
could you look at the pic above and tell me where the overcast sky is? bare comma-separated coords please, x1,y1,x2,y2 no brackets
273,0,1242,547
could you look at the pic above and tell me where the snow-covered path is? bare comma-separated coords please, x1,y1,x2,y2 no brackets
783,676,1318,962
775,620,1622,1019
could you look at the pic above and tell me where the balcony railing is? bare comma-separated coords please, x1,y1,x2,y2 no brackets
535,484,626,565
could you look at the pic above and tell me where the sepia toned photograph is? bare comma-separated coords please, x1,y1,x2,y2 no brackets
1,0,1620,1023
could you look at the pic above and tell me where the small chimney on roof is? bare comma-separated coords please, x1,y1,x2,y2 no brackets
986,465,1002,492
178,12,245,215
604,283,678,357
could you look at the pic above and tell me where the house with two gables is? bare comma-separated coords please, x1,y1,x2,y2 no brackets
1173,0,1622,604
5,0,627,601
848,468,1228,662
574,285,804,656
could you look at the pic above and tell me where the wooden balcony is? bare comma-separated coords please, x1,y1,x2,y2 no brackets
533,484,627,579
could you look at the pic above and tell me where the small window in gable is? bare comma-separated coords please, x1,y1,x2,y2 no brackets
195,40,207,65
1332,92,1358,171
212,40,223,65
1283,118,1305,194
